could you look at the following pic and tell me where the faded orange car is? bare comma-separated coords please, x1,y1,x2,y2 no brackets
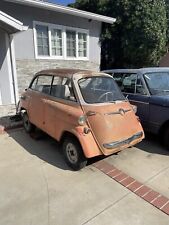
19,69,144,170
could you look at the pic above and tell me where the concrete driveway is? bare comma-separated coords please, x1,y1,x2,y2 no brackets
0,129,169,225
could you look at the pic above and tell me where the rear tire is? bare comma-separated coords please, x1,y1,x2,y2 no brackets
22,112,35,133
62,138,87,170
163,127,169,150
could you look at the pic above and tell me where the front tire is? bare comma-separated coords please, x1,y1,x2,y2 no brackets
22,112,35,133
163,127,169,149
62,138,87,170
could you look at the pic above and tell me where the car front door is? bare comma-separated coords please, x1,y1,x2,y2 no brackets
28,75,53,130
113,73,150,129
43,76,79,140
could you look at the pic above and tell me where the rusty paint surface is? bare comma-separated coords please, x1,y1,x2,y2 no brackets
20,69,144,158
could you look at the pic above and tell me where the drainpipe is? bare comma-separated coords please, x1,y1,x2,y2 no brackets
7,33,18,107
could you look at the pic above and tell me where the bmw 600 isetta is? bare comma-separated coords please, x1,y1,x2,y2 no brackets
18,69,144,170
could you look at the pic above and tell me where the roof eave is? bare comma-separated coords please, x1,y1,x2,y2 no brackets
5,0,116,24
0,10,28,33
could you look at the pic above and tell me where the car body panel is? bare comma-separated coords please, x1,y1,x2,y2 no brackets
81,102,143,155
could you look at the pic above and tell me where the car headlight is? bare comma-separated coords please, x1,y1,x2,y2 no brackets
78,115,87,126
132,105,137,114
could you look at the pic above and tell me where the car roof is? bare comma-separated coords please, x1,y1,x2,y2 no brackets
103,67,169,74
35,68,104,78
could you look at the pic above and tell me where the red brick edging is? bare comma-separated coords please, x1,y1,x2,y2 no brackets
0,124,23,135
93,160,169,216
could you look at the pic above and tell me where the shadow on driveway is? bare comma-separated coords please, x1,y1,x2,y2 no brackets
136,132,169,156
7,128,104,171
7,128,71,171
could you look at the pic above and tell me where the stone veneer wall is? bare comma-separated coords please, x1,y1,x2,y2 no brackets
16,59,100,95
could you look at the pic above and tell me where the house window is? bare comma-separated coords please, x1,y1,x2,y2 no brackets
34,21,89,60
66,31,76,57
36,25,49,56
51,29,62,56
78,33,87,57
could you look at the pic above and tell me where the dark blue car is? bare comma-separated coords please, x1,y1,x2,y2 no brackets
103,68,169,148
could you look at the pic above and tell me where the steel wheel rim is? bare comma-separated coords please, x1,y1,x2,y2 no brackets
66,143,78,164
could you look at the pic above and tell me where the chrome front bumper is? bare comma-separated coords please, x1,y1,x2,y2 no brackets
103,132,143,149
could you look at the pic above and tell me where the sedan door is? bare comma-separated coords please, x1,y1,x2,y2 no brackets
114,73,150,129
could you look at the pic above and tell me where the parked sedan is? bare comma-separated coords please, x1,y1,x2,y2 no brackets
103,68,169,148
18,69,144,170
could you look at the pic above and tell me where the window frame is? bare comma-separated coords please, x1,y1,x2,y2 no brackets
33,21,89,60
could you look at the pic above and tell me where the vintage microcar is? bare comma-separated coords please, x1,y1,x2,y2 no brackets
19,69,144,170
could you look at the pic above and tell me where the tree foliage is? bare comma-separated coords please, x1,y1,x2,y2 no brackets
69,0,167,69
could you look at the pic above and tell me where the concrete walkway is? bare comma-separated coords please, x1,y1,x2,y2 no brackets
0,129,169,225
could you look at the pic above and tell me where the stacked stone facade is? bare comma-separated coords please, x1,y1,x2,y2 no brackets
16,59,99,95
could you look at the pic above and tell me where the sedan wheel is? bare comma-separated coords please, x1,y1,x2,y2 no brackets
163,127,169,150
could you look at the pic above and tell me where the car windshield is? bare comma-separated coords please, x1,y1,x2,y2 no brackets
78,76,125,104
144,72,169,95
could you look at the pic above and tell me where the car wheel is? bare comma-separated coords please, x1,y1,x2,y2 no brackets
163,127,169,149
22,112,35,133
62,138,87,170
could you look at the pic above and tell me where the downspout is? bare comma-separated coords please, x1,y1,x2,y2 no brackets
7,33,17,106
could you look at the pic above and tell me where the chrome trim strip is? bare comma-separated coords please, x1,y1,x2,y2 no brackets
130,100,149,105
103,132,143,149
104,109,131,116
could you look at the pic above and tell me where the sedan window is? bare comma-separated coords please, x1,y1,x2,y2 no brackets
113,73,147,95
144,72,169,95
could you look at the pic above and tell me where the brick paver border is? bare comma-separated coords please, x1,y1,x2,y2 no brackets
0,124,23,135
93,160,169,216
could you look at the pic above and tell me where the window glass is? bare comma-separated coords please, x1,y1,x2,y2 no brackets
122,74,137,93
78,76,125,104
51,76,76,101
31,77,38,90
66,31,76,57
51,29,62,56
36,25,49,56
136,77,147,95
35,23,88,59
113,73,126,91
78,33,87,57
33,75,53,94
113,73,146,95
144,72,169,95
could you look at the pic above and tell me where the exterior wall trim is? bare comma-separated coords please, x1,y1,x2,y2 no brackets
0,10,27,32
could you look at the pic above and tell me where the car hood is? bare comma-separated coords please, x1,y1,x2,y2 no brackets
150,95,169,107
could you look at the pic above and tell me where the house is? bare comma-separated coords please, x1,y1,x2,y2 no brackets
159,51,169,67
0,0,115,116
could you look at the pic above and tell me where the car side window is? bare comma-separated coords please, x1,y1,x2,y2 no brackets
51,76,76,101
113,73,125,91
31,75,53,95
136,77,147,95
113,73,146,95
